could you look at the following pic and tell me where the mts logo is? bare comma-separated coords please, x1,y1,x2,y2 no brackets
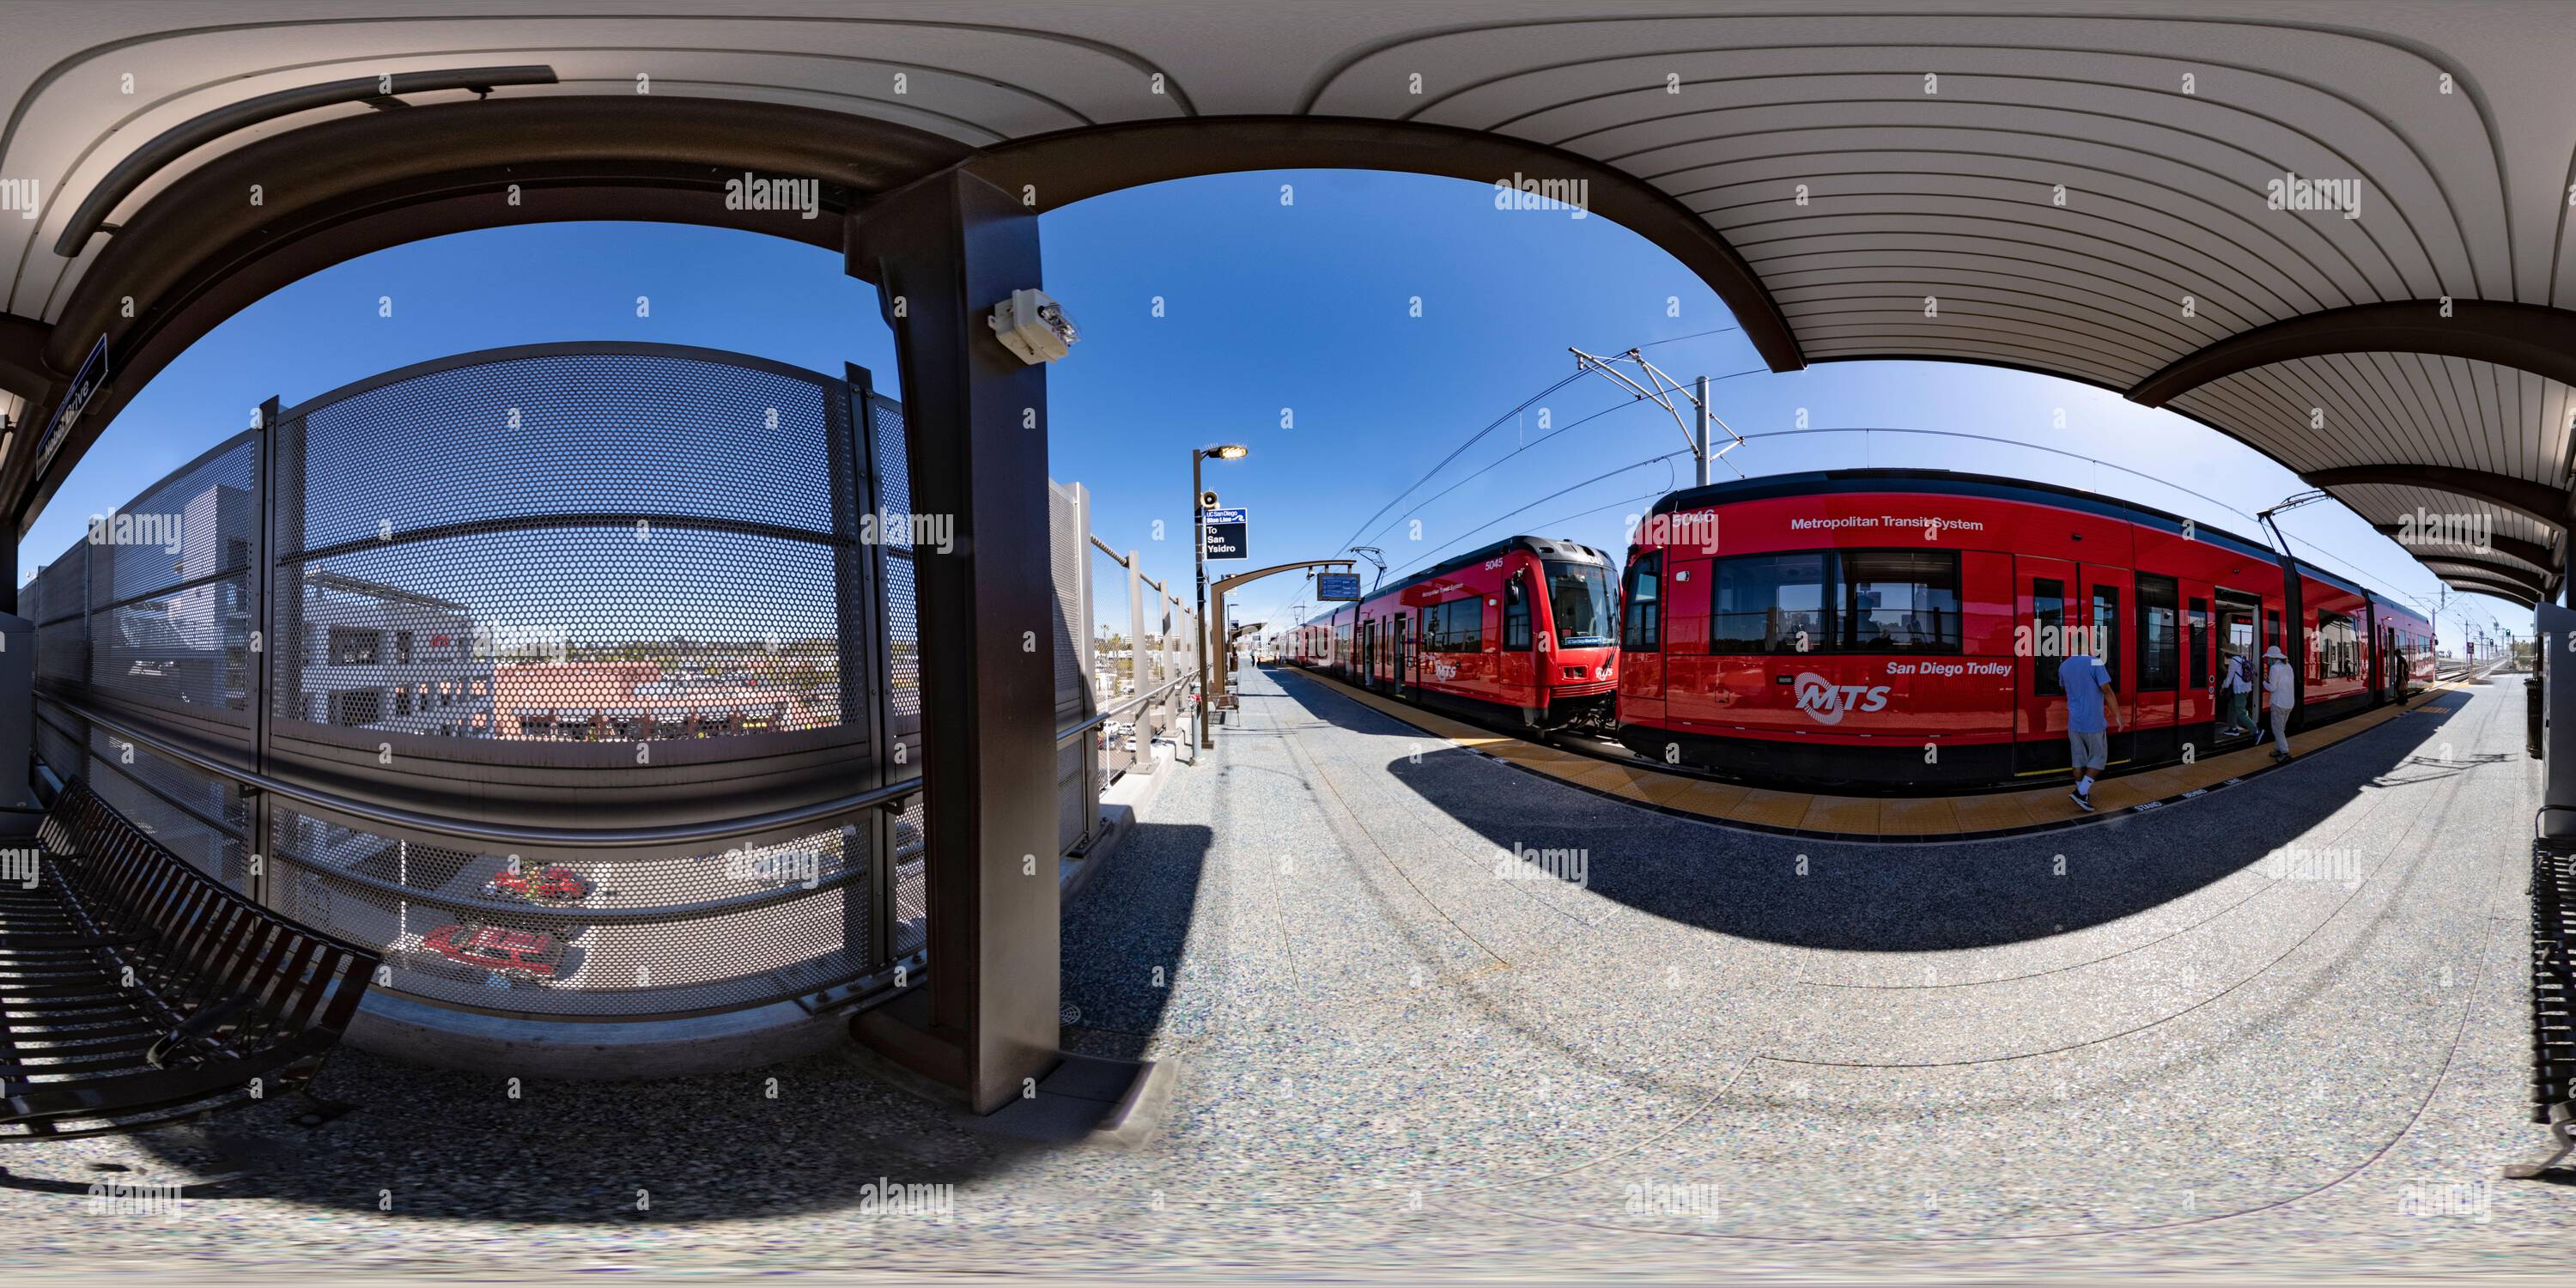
1793,672,1890,725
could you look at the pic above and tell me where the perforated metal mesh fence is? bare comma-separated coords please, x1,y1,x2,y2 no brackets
264,805,871,1018
25,342,1176,1025
868,394,922,726
28,343,920,1022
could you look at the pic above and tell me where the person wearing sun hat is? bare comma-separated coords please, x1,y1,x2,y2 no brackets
2262,643,2297,762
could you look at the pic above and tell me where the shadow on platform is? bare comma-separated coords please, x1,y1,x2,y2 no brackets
1276,666,2480,952
1060,822,1216,1060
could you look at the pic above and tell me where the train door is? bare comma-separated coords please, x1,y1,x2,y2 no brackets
2129,573,2179,763
1361,616,1376,690
2079,565,2134,769
1499,569,1535,707
1401,609,1419,696
2183,592,2214,749
2379,621,2397,703
2213,592,2259,746
1617,551,1665,722
2013,556,2075,774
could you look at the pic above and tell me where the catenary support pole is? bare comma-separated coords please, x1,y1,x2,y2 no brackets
1695,374,1712,488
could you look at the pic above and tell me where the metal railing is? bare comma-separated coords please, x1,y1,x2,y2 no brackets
46,694,920,850
26,343,922,1023
1061,671,1194,787
1084,534,1199,791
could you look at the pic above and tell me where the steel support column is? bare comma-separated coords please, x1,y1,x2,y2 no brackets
844,168,1058,1115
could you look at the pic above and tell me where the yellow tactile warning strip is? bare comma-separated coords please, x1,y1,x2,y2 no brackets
1279,667,2476,843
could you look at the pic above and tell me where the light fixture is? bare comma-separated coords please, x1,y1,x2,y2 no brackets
1209,444,1249,459
989,289,1078,364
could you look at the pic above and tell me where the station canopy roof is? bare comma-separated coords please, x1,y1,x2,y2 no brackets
2,1,2571,606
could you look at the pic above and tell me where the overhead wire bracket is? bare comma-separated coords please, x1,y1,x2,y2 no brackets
1568,346,1747,478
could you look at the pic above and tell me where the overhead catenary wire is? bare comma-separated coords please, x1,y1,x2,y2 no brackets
1382,450,1688,580
1327,369,1589,558
1350,395,1648,552
1326,329,1753,560
1271,453,1686,630
1350,365,1772,556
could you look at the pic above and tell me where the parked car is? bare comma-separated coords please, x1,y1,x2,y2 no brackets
483,863,590,903
424,923,566,981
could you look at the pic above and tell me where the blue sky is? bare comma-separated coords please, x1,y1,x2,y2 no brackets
22,169,2522,653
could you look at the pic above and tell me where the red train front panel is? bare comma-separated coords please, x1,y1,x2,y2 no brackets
1288,538,1619,729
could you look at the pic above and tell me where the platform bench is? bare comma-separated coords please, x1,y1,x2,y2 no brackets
0,778,379,1139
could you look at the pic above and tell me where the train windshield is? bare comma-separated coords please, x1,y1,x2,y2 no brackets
1543,561,1617,647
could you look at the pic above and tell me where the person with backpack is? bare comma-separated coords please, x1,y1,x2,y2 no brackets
2220,650,2254,738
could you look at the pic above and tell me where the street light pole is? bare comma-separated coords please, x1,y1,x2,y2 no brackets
1193,447,1206,749
1191,443,1249,750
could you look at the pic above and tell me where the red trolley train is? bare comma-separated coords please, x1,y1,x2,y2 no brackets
1616,470,2437,788
1286,535,1619,729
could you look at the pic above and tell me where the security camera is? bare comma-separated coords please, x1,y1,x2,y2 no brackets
989,288,1078,364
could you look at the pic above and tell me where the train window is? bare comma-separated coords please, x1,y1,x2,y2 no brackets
1621,553,1662,652
1429,597,1483,653
2136,574,2178,690
1543,561,1617,647
2034,578,2067,696
1710,551,1831,653
2316,611,2358,679
1503,575,1532,651
2187,598,2210,690
2091,585,2122,686
1840,550,1960,653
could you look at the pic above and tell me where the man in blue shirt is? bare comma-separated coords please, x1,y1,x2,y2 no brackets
2059,645,2125,811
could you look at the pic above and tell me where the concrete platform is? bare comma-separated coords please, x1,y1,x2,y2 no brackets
0,665,2563,1281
